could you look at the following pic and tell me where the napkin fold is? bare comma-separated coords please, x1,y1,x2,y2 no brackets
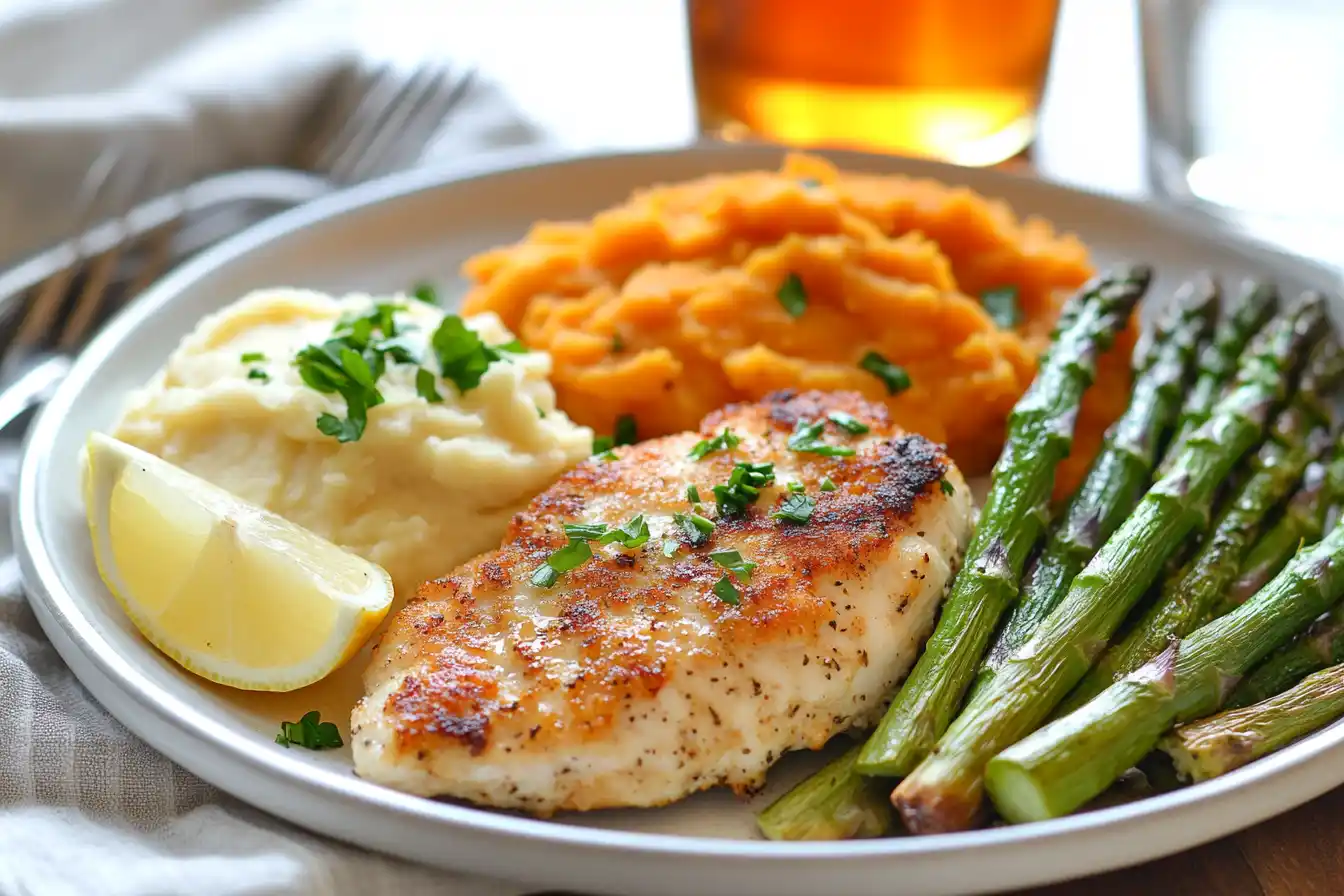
0,577,519,896
0,0,550,268
0,1,548,892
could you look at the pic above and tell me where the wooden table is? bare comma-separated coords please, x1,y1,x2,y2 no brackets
437,1,1344,890
1030,785,1344,895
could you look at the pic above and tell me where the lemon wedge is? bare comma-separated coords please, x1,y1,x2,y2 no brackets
83,432,393,692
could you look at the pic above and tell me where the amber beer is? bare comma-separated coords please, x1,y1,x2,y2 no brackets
688,0,1061,165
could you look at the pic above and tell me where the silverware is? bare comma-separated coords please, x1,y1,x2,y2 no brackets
0,146,165,435
0,62,476,437
299,63,478,185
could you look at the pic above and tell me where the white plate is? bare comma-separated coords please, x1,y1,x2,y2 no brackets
16,144,1344,896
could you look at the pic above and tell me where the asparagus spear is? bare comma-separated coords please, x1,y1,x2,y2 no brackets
1059,336,1344,713
1220,437,1344,613
1224,601,1344,709
986,519,1344,823
756,746,893,840
888,296,1325,833
851,266,1151,778
1159,280,1278,474
979,278,1216,683
1160,661,1344,782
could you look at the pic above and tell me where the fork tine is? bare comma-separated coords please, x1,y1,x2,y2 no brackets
118,217,180,303
10,147,124,352
335,65,453,184
57,152,160,349
365,66,478,178
10,266,78,355
314,65,405,179
55,247,123,351
288,66,362,174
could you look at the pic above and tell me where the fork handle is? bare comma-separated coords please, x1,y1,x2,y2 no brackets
0,353,72,436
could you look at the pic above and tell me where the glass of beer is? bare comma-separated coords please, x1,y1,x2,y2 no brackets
687,0,1061,166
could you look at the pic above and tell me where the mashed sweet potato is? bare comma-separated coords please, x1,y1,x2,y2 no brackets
461,153,1135,497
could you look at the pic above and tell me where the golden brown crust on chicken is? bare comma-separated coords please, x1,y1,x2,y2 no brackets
352,390,973,813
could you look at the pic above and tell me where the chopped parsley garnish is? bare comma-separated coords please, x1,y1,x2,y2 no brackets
240,351,267,363
415,368,443,403
688,427,741,461
614,414,638,446
530,538,592,588
710,549,757,583
827,411,870,435
530,565,559,588
673,511,716,546
564,522,610,541
799,177,822,189
316,411,364,442
981,285,1021,328
532,515,651,587
940,478,956,496
713,576,742,606
561,516,651,549
612,333,625,353
776,272,808,318
787,419,857,457
599,514,651,549
820,477,837,492
495,338,529,355
411,282,438,304
687,484,701,503
294,302,433,442
860,351,912,395
295,340,386,443
594,414,639,455
787,481,805,493
713,461,776,517
663,539,679,558
275,711,343,750
773,493,816,524
247,368,270,383
297,305,525,442
332,303,418,365
593,449,618,462
430,315,517,394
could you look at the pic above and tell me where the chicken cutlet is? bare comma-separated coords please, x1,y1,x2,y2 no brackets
351,390,974,814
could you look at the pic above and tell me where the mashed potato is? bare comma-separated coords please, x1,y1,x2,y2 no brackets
111,289,593,596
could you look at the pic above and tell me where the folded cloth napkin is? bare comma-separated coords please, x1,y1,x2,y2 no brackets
0,1,549,892
0,568,523,896
0,0,552,268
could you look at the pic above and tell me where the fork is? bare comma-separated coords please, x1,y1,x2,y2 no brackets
0,146,159,436
0,63,476,437
303,63,477,185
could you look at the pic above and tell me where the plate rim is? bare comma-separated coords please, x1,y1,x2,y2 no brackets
17,142,1344,891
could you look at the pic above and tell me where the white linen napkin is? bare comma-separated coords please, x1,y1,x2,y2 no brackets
0,0,551,268
0,1,549,892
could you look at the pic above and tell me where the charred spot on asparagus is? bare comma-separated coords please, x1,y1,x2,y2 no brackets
1224,598,1344,709
979,277,1216,686
1060,335,1344,714
1159,279,1278,473
987,515,1344,823
1161,661,1344,782
888,294,1326,834
851,266,1151,781
1223,436,1344,613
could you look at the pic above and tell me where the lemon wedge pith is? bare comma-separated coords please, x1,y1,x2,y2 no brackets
84,432,393,692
